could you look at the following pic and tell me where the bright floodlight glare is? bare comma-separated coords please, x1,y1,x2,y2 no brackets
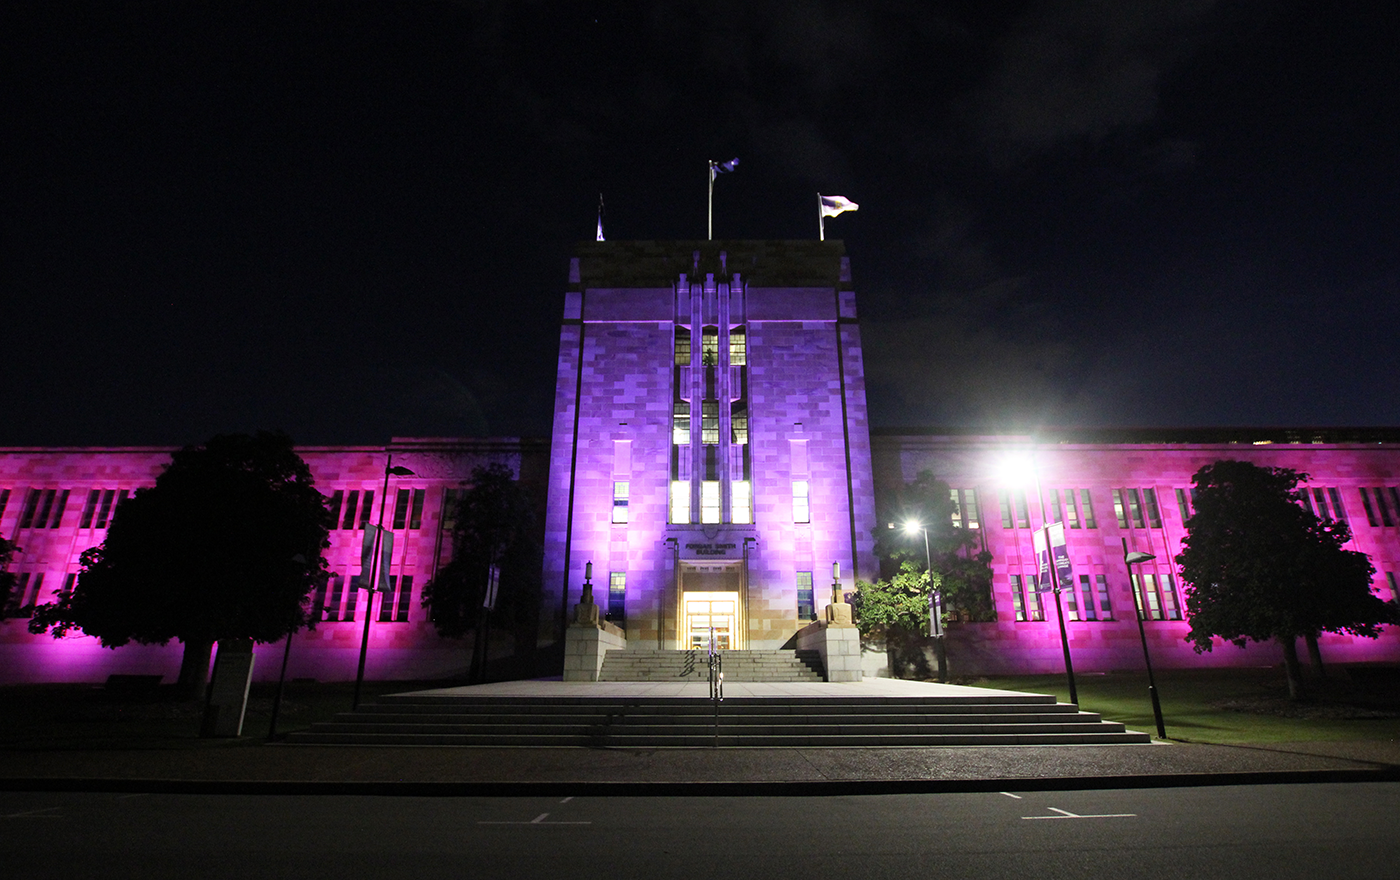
903,520,921,535
996,453,1038,487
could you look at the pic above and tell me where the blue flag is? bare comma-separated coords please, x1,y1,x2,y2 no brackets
710,157,739,180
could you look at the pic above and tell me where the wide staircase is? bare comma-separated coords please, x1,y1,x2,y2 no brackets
285,692,1151,747
598,648,824,682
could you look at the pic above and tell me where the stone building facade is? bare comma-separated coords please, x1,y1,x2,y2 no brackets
2,242,1398,684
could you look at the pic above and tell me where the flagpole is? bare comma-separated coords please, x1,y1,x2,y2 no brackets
707,161,714,241
817,193,825,241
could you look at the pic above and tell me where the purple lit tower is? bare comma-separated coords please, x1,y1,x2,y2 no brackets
541,242,878,651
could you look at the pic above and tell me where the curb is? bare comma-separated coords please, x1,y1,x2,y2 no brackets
2,766,1397,797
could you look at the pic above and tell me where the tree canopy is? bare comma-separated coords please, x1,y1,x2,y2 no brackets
0,537,19,620
869,470,995,624
1176,459,1394,698
30,432,331,693
421,463,541,643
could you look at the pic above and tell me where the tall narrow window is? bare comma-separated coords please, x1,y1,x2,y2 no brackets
325,491,344,530
796,571,815,620
701,481,721,524
730,404,748,444
701,401,719,444
1078,574,1097,621
409,489,425,529
358,491,375,529
1094,574,1112,618
792,480,810,524
612,481,629,524
1113,489,1128,528
1327,488,1348,522
1013,492,1029,529
672,401,691,445
670,481,690,524
1025,575,1044,621
79,490,101,529
1161,573,1181,620
1360,488,1381,527
393,489,411,529
608,572,626,622
1064,489,1080,529
0,489,8,521
701,327,719,366
325,576,345,621
951,489,980,529
1142,488,1161,528
343,579,358,621
342,490,361,530
1388,572,1400,603
1176,488,1191,523
1063,576,1080,620
1010,575,1027,622
1080,490,1097,528
999,491,1013,529
674,327,691,365
380,576,412,622
728,328,746,365
732,481,752,524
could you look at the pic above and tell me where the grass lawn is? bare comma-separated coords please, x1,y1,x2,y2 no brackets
0,679,455,750
966,666,1400,744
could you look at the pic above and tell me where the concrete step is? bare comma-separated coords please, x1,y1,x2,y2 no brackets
285,693,1152,747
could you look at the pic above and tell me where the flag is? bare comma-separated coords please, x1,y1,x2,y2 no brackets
819,194,858,217
595,193,605,241
709,157,739,181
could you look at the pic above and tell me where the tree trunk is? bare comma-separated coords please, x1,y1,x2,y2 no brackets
176,637,214,700
1304,632,1327,680
1278,635,1306,700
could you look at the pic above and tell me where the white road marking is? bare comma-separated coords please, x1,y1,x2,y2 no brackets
478,812,591,826
999,792,1023,799
4,806,62,819
1022,806,1136,820
559,796,574,804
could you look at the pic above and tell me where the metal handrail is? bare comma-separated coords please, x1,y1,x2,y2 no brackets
708,628,723,746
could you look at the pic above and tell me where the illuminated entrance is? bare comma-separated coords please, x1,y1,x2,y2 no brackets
679,561,744,649
684,592,738,649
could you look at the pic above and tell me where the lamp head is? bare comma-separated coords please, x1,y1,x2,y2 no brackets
387,466,415,476
902,520,922,536
1125,551,1156,565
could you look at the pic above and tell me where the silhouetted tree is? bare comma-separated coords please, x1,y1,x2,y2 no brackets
30,432,331,697
0,537,19,619
872,470,995,622
421,463,541,678
1177,460,1394,699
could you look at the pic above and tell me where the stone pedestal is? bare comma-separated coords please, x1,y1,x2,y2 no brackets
795,616,863,682
563,617,626,682
201,638,255,738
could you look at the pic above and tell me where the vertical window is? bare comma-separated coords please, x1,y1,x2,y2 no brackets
49,490,69,528
18,489,41,529
1113,489,1128,528
701,401,719,444
313,578,330,622
1389,489,1400,524
951,489,980,529
1080,490,1097,528
395,575,414,622
1078,574,1097,621
0,488,8,520
701,327,719,365
1010,575,1027,622
1013,492,1029,529
732,480,752,524
1064,489,1080,529
1049,490,1064,525
1095,574,1112,618
343,578,358,621
441,488,462,533
1388,572,1400,603
730,404,748,444
608,572,626,622
670,481,691,524
359,491,374,529
792,480,810,524
1025,574,1044,621
999,491,1013,529
673,401,691,445
796,571,815,620
1064,576,1080,620
325,576,344,621
1176,488,1191,523
21,489,68,529
1161,573,1181,620
393,489,411,529
612,481,629,524
675,327,691,365
409,489,425,529
1142,488,1161,528
1360,488,1381,527
728,328,746,366
1327,488,1347,522
342,491,361,530
326,491,344,530
701,481,721,524
80,490,101,529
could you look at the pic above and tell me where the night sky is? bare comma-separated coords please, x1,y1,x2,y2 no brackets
5,1,1398,448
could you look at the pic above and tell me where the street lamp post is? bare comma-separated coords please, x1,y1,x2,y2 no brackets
352,455,415,710
902,520,947,682
1004,451,1078,706
1124,540,1167,738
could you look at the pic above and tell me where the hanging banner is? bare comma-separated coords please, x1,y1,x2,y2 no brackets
1034,523,1073,592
